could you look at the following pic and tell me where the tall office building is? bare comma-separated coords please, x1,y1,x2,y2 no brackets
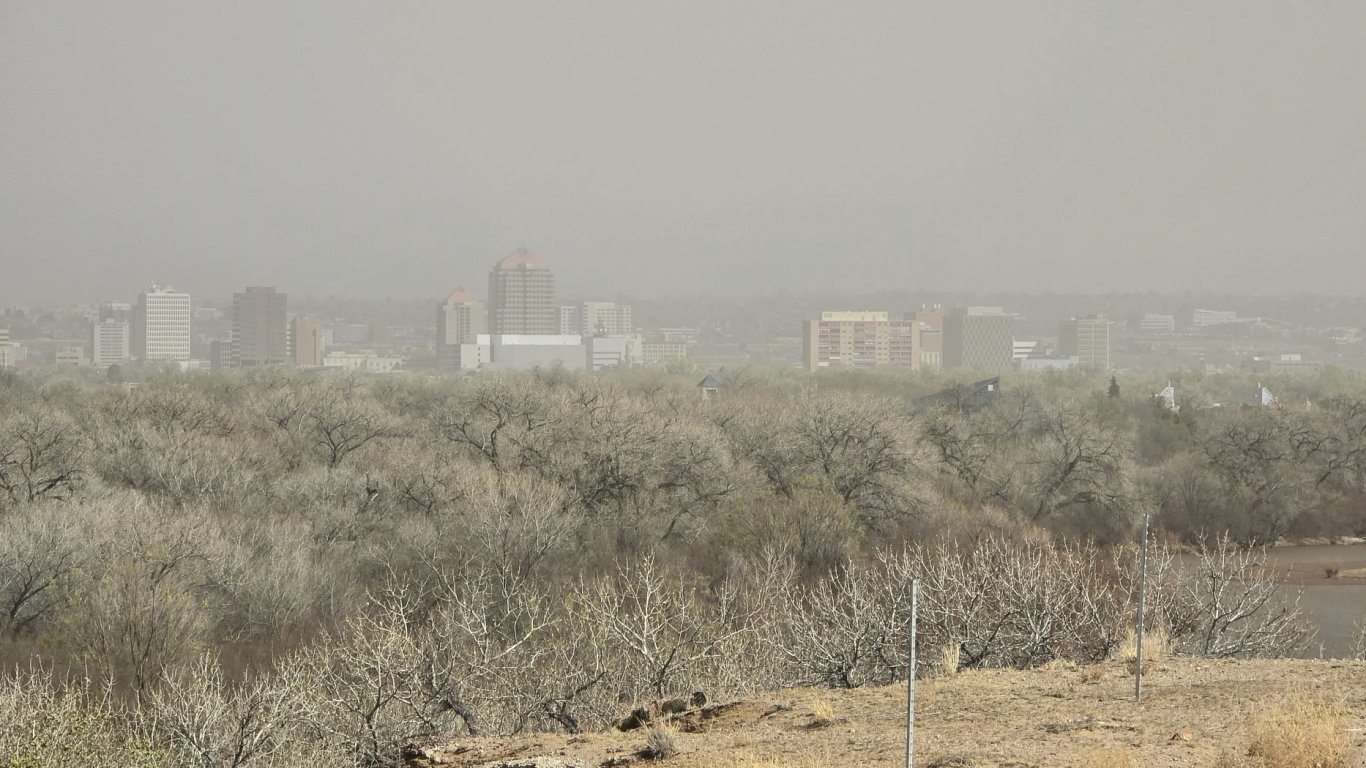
1059,315,1111,370
133,284,192,362
802,311,919,371
488,249,557,335
436,288,488,369
232,287,288,366
290,316,325,367
942,307,1013,372
92,318,130,368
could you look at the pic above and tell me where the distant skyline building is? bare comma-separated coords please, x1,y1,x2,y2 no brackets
99,302,133,324
0,327,12,369
436,287,488,370
802,311,919,371
232,286,288,366
291,316,325,367
489,334,585,371
559,305,581,336
488,249,558,335
92,318,130,368
580,301,633,336
942,307,1013,372
1192,308,1238,327
1139,313,1176,334
133,284,192,362
1059,315,1111,370
912,306,944,371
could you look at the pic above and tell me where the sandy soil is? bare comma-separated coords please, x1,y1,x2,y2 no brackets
406,657,1366,768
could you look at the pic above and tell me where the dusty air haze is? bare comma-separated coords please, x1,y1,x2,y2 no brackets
2,1,1364,305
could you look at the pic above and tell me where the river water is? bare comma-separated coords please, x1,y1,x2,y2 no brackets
1260,543,1366,658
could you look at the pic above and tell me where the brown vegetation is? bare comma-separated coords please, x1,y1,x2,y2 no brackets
1,368,1363,766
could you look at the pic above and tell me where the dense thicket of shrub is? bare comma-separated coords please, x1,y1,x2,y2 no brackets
0,367,1357,766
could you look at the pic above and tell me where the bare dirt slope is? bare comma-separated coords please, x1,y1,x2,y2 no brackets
407,657,1366,768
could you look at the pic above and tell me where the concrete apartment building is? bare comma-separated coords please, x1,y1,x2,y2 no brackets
291,316,325,367
802,311,919,371
1059,315,1111,370
92,318,130,368
232,286,288,366
436,288,488,370
133,284,192,362
942,307,1013,372
488,249,558,335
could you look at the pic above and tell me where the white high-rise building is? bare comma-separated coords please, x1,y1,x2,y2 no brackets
134,284,192,362
92,319,131,368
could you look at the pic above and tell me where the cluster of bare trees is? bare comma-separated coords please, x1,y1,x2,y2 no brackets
0,367,1353,766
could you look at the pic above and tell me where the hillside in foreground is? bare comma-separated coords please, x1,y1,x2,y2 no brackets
406,657,1366,768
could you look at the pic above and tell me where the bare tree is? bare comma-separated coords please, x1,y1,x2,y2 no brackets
0,504,87,637
1168,535,1312,657
142,654,299,768
0,405,85,506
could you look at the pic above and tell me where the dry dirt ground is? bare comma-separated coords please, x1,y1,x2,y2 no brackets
406,657,1366,768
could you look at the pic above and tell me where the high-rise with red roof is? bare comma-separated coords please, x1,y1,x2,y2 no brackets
436,286,488,370
488,249,558,335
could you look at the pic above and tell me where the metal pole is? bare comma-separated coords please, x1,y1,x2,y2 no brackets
906,580,917,768
1135,511,1149,702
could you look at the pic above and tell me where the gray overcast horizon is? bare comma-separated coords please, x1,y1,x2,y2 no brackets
3,2,1365,307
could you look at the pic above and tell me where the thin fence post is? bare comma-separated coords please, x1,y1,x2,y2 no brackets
1136,511,1149,702
906,579,917,768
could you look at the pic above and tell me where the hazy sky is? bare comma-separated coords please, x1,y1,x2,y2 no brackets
3,2,1365,305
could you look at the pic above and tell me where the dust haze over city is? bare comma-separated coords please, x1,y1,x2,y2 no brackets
7,4,1366,768
4,2,1366,305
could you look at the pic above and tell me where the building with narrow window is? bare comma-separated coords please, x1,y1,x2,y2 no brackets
942,307,1013,373
232,286,288,366
1058,315,1111,370
133,284,192,362
802,311,919,371
488,249,558,335
436,288,488,370
92,318,130,368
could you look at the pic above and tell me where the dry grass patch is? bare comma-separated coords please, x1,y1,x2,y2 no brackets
939,642,961,677
644,725,680,759
1242,691,1352,768
807,697,835,727
1116,626,1171,667
1075,747,1136,768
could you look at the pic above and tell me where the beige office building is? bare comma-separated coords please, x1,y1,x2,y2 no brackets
942,307,1014,372
436,288,488,370
488,249,558,335
802,311,919,371
92,318,130,368
1059,315,1111,370
290,316,325,366
233,286,289,366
